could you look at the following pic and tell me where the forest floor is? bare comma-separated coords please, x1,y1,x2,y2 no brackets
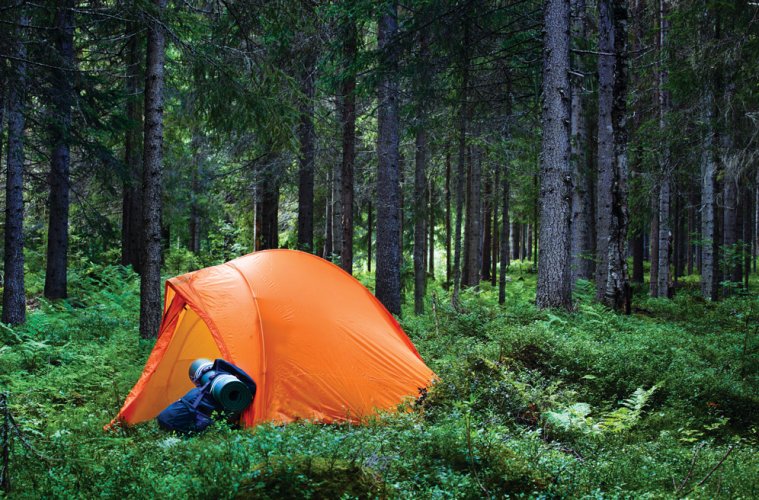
1,259,757,498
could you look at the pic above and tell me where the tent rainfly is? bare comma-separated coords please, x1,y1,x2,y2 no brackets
109,250,435,428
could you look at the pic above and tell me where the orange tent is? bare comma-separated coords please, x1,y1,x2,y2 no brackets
110,250,435,428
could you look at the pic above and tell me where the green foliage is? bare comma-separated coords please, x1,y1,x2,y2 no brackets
1,264,757,498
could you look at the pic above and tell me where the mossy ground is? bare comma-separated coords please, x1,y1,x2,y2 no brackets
1,259,757,498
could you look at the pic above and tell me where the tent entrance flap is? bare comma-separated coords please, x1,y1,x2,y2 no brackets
125,305,224,424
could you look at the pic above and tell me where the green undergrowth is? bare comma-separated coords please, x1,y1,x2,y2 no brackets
1,261,757,498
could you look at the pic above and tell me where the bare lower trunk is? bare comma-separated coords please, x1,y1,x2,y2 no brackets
45,1,75,300
499,162,511,305
603,0,630,313
139,0,168,339
700,90,718,300
536,0,573,309
655,0,671,299
570,0,593,283
595,0,614,300
122,20,143,272
375,4,402,316
413,115,427,315
297,52,316,253
340,19,357,274
445,145,452,285
367,201,373,272
2,13,29,326
463,148,482,287
452,17,469,307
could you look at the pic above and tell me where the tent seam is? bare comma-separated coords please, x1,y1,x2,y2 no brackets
226,260,267,422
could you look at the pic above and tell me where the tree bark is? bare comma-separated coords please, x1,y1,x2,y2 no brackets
603,0,630,312
655,0,671,299
139,0,168,339
499,162,511,305
700,89,719,300
375,3,402,316
570,0,594,284
367,200,373,272
122,20,143,272
536,0,573,309
428,174,435,277
340,18,357,273
595,0,614,300
452,16,470,307
445,144,452,286
482,175,492,282
413,112,427,315
463,147,482,287
2,12,29,326
297,51,316,253
512,222,520,261
45,1,75,300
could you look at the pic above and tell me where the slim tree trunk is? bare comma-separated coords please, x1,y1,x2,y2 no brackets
375,3,402,316
742,187,751,289
570,0,593,284
512,222,520,261
491,166,499,286
463,148,482,287
413,113,427,315
452,16,469,307
603,0,630,312
122,20,143,272
323,169,333,257
340,18,357,273
297,52,316,253
428,175,435,277
595,0,614,300
700,89,719,300
536,0,573,309
499,162,511,305
2,13,29,326
656,0,672,298
45,1,75,300
482,175,492,282
445,145,452,286
367,200,373,272
139,0,168,339
188,132,202,253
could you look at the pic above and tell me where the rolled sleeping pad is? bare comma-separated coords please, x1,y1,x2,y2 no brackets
210,374,252,412
189,358,214,386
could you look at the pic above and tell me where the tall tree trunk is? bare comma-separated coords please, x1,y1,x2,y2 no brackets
445,144,452,286
139,0,168,339
570,0,593,283
367,200,373,272
603,0,630,312
491,166,499,286
482,175,492,282
2,12,29,326
188,132,202,253
499,162,511,305
722,143,739,290
428,175,435,277
743,186,752,289
121,20,143,272
452,16,469,307
655,0,672,298
323,169,333,257
512,222,520,261
700,89,719,300
649,205,659,296
413,111,427,315
463,147,482,287
340,18,357,273
375,3,402,316
297,52,316,253
332,154,343,259
45,1,75,300
536,0,573,309
595,0,614,300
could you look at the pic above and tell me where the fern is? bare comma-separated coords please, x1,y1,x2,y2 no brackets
597,386,657,433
